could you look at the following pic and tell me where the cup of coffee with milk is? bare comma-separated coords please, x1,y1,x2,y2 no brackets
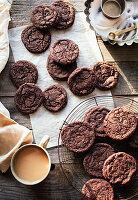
11,135,51,185
101,0,126,19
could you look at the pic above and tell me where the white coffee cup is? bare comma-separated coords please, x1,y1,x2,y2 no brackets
11,135,51,185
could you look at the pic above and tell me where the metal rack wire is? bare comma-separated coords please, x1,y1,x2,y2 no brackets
58,96,138,200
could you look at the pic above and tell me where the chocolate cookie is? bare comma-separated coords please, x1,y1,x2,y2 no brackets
84,106,110,137
68,67,96,96
21,25,51,53
82,179,114,200
93,62,119,90
14,83,43,114
9,60,38,88
103,107,137,140
47,56,77,81
52,0,75,29
103,152,137,185
129,125,138,148
83,143,115,177
43,84,67,112
50,39,79,65
30,4,58,29
61,121,95,152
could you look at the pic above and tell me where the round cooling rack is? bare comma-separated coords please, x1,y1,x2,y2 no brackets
58,96,138,200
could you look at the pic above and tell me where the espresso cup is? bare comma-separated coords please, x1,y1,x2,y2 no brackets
11,135,51,185
101,0,126,19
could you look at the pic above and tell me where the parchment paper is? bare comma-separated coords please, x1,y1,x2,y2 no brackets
8,12,112,148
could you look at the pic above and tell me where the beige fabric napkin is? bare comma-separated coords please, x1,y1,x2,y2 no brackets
0,102,33,173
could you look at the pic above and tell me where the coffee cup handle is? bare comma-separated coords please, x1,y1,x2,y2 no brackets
39,135,50,149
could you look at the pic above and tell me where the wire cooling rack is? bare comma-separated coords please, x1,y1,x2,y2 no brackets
58,96,138,200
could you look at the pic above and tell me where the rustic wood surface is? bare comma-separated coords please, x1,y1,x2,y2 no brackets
0,0,138,199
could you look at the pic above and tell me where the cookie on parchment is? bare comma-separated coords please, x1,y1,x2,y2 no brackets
93,62,119,90
10,60,38,88
52,0,75,29
103,152,137,185
68,67,96,96
21,25,51,53
103,107,137,140
50,39,79,65
81,179,114,200
61,121,95,153
43,84,67,112
84,106,110,137
83,143,115,177
31,4,58,29
14,83,43,114
47,56,77,81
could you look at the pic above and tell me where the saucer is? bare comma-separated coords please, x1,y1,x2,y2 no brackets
85,0,138,46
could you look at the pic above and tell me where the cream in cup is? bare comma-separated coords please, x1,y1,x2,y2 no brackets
11,135,51,185
101,0,126,19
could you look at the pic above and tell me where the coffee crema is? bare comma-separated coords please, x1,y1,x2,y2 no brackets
103,0,121,17
14,146,49,182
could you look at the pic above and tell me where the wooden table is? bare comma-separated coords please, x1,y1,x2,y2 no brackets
0,0,137,199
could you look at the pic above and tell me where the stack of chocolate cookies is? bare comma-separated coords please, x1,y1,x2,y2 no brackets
61,105,137,200
21,0,75,54
47,39,79,81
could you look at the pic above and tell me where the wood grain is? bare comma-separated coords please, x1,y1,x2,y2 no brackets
0,165,81,200
0,0,137,199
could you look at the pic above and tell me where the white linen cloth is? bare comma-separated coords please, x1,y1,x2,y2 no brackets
8,12,112,148
0,0,12,73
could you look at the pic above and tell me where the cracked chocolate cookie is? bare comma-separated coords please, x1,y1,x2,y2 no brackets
93,62,119,90
52,0,75,29
83,143,115,177
129,125,138,148
21,25,51,53
30,4,58,29
47,56,77,81
43,84,67,112
84,106,110,137
14,83,43,114
50,39,79,65
103,152,137,185
61,121,95,152
9,60,38,88
103,107,137,140
68,67,96,96
81,179,114,200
